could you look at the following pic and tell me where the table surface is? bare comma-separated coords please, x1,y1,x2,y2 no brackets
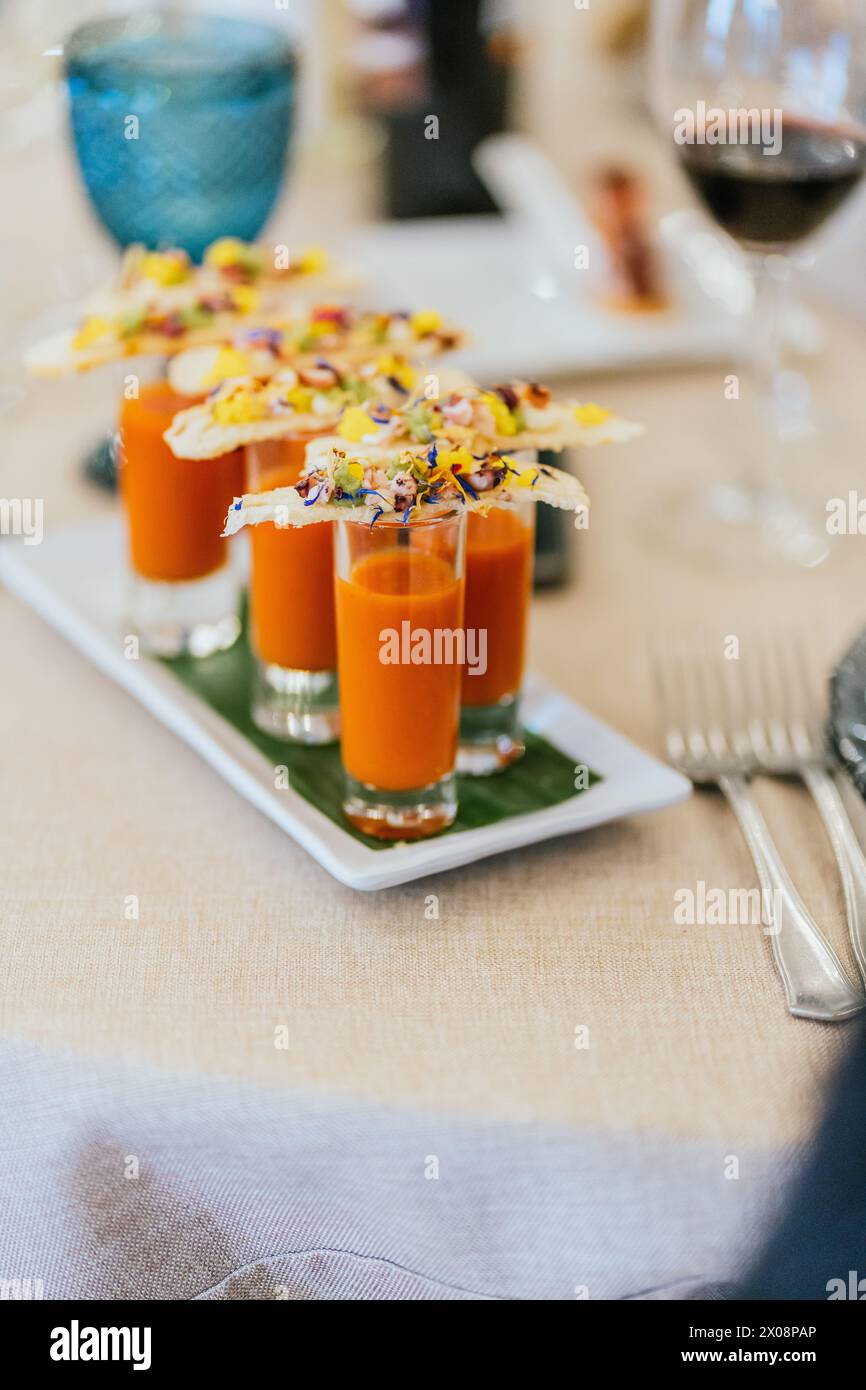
4,91,866,1161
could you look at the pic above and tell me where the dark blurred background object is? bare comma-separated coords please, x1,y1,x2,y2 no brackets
741,1020,866,1300
350,0,519,219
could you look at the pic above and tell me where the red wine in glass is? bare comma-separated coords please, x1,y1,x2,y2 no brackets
677,118,866,249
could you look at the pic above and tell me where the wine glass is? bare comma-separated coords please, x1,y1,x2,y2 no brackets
651,0,866,568
63,8,297,485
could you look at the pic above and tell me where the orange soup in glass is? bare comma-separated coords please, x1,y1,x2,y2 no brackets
119,380,244,656
245,433,339,743
335,511,466,840
458,496,535,774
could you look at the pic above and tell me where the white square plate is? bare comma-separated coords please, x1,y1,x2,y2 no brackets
0,519,690,890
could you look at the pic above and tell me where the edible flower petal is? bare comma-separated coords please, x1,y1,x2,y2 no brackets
73,316,113,350
213,389,269,425
205,238,263,275
203,346,252,386
230,285,259,315
297,246,328,275
139,250,191,286
338,405,378,442
375,354,416,392
479,391,518,436
410,310,442,337
574,402,612,427
282,385,314,412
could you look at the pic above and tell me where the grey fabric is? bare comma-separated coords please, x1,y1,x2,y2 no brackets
0,1040,800,1301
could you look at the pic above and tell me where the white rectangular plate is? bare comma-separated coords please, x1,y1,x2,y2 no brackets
352,216,742,382
0,519,690,890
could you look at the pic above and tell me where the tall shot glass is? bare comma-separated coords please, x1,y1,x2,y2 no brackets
245,434,339,743
458,491,535,774
335,510,467,839
119,376,244,657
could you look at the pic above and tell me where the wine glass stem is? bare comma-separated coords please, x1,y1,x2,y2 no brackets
734,253,790,500
749,254,786,411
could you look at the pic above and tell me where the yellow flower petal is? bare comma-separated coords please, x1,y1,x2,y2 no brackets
139,251,190,286
480,392,517,436
573,402,612,427
205,237,251,269
230,285,259,315
282,385,314,412
202,347,251,386
410,310,442,337
375,354,416,391
513,467,538,488
213,390,268,425
438,446,475,472
338,406,377,442
72,316,113,350
297,246,328,275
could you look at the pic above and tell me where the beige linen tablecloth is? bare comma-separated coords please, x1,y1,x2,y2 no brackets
4,104,866,1230
5,309,866,1155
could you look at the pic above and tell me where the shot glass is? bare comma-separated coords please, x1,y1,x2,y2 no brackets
335,510,467,840
246,434,339,743
118,378,244,657
458,491,535,774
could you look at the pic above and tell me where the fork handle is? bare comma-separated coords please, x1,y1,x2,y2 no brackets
801,765,866,985
718,773,864,1022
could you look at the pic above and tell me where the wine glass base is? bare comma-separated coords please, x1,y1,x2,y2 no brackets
646,479,830,573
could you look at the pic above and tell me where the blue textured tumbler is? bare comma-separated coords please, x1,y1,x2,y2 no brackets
65,10,296,259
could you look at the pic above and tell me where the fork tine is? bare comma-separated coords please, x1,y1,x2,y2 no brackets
652,633,692,763
697,636,734,760
676,634,717,764
655,632,736,771
744,634,783,760
715,638,745,752
787,633,824,751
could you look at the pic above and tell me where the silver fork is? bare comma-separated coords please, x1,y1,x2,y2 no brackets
746,636,866,986
654,639,864,1022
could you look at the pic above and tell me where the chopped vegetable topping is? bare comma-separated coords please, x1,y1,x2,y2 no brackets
278,444,523,521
